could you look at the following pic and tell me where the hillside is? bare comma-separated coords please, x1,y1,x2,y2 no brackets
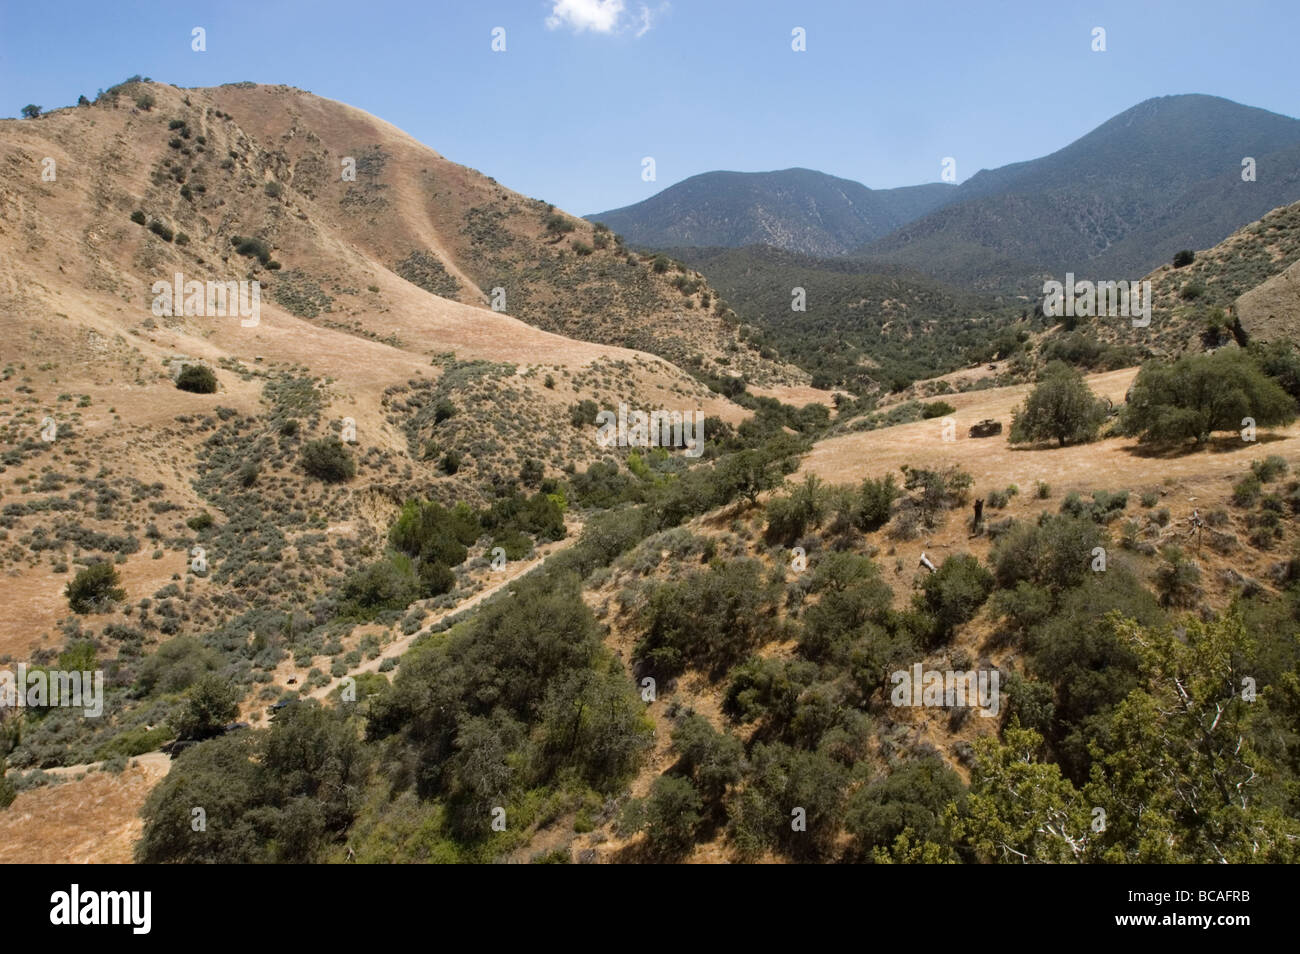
0,78,817,808
590,169,955,257
672,245,1023,393
1053,199,1300,358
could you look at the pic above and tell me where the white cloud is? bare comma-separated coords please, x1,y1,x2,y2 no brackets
545,0,664,37
546,0,626,34
634,5,653,37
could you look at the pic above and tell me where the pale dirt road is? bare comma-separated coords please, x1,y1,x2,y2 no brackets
305,528,581,701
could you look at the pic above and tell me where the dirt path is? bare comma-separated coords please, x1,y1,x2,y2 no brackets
307,528,581,702
40,751,172,779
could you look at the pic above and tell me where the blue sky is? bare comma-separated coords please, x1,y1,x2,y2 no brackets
2,0,1297,214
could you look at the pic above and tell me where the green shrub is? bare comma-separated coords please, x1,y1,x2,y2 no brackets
544,212,574,234
915,553,994,645
569,399,599,428
986,485,1018,509
764,475,827,546
95,725,172,760
921,401,956,419
1232,474,1262,508
176,365,218,394
1154,546,1201,608
991,514,1105,593
65,562,126,613
148,220,174,242
231,235,273,265
636,559,777,677
855,473,899,532
130,210,146,225
301,438,355,482
339,556,422,617
186,512,214,532
633,775,703,858
845,758,963,857
1061,489,1128,523
1251,455,1288,483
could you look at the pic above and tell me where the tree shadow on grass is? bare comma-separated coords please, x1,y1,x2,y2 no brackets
1120,431,1290,460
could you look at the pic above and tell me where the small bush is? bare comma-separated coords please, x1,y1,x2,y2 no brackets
175,365,218,394
544,213,574,234
1232,474,1262,508
921,401,956,419
186,512,213,532
231,235,273,265
65,562,126,614
1251,456,1288,483
301,438,356,482
130,210,146,225
1154,546,1200,608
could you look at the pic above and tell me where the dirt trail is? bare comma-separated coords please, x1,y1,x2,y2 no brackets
307,528,581,702
41,751,172,778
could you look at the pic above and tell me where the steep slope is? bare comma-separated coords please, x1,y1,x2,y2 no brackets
672,245,1020,392
0,78,800,784
1049,199,1300,357
856,95,1300,291
589,168,955,257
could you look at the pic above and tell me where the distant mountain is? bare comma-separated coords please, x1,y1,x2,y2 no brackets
594,96,1300,296
588,169,955,257
856,95,1300,291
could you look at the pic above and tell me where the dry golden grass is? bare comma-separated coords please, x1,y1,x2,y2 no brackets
0,754,170,864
